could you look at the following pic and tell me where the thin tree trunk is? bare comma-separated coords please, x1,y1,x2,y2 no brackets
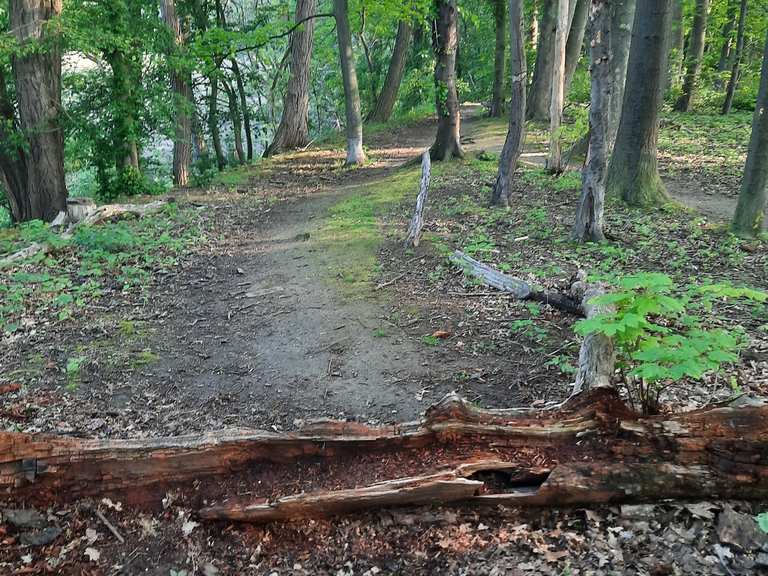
715,0,738,89
223,80,245,165
665,0,684,94
430,0,464,161
230,59,252,162
563,0,589,97
209,70,227,171
674,0,709,112
721,0,747,115
606,0,671,206
529,4,539,46
0,67,29,222
527,0,556,121
572,0,610,242
546,0,569,173
368,21,412,123
106,50,140,172
491,0,526,206
334,0,365,165
489,0,507,117
265,0,317,156
161,0,193,187
9,0,67,222
607,0,636,147
732,29,768,238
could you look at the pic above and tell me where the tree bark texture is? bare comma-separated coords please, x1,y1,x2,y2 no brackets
223,81,245,165
572,0,611,243
491,0,526,206
732,29,768,237
334,0,365,165
404,152,431,248
715,0,738,88
527,0,556,121
9,0,68,222
430,0,464,161
546,0,569,173
665,0,684,93
161,0,193,187
0,66,29,222
265,0,317,156
489,0,507,117
607,0,635,148
563,0,590,97
4,389,768,518
674,0,709,112
368,21,412,123
606,0,671,207
230,59,253,161
721,0,747,115
209,69,227,171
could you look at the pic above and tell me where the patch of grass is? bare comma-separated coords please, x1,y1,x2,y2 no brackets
132,349,159,367
210,165,254,188
421,334,441,347
65,356,87,390
372,328,387,338
317,166,422,295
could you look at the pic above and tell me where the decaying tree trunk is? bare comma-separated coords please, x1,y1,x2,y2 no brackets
572,0,611,243
3,389,768,522
9,0,68,222
368,21,413,124
491,0,526,207
546,0,569,173
265,0,317,156
404,152,431,248
334,0,366,165
430,0,464,161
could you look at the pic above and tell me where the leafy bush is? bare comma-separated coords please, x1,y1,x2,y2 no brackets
575,272,766,413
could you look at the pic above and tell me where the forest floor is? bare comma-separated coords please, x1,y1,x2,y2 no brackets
1,107,767,574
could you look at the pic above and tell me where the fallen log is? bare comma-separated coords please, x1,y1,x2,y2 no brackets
2,389,768,523
404,151,431,248
72,199,168,226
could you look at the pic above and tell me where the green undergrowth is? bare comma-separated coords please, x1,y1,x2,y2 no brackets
317,166,422,296
0,203,204,334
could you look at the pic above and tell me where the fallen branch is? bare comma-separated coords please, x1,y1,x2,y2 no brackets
404,151,431,248
0,242,48,267
72,200,168,226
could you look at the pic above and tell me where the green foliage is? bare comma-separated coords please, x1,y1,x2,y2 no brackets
757,512,768,534
575,273,766,412
421,334,440,346
66,356,87,390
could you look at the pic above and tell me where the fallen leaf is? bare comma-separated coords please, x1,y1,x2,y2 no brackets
84,547,100,562
431,330,452,339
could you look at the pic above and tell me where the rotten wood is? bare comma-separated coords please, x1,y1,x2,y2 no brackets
404,151,431,248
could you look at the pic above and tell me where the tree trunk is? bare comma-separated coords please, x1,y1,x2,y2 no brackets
430,0,464,161
334,0,365,165
721,0,747,115
665,0,684,94
223,80,245,165
674,0,709,112
0,67,29,222
572,0,611,243
527,0,556,121
563,0,589,97
732,29,768,238
607,0,636,148
546,0,569,173
368,21,412,123
606,0,671,207
489,0,507,117
715,0,738,89
161,0,193,187
265,0,316,156
9,0,67,222
230,59,253,162
209,70,227,171
491,0,526,206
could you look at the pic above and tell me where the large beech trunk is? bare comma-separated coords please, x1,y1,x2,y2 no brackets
334,0,365,165
265,0,316,156
489,0,506,118
9,0,67,222
674,0,709,112
572,0,611,243
368,21,412,123
430,0,464,161
491,0,526,207
3,389,768,522
732,29,768,238
161,0,193,187
606,0,671,207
